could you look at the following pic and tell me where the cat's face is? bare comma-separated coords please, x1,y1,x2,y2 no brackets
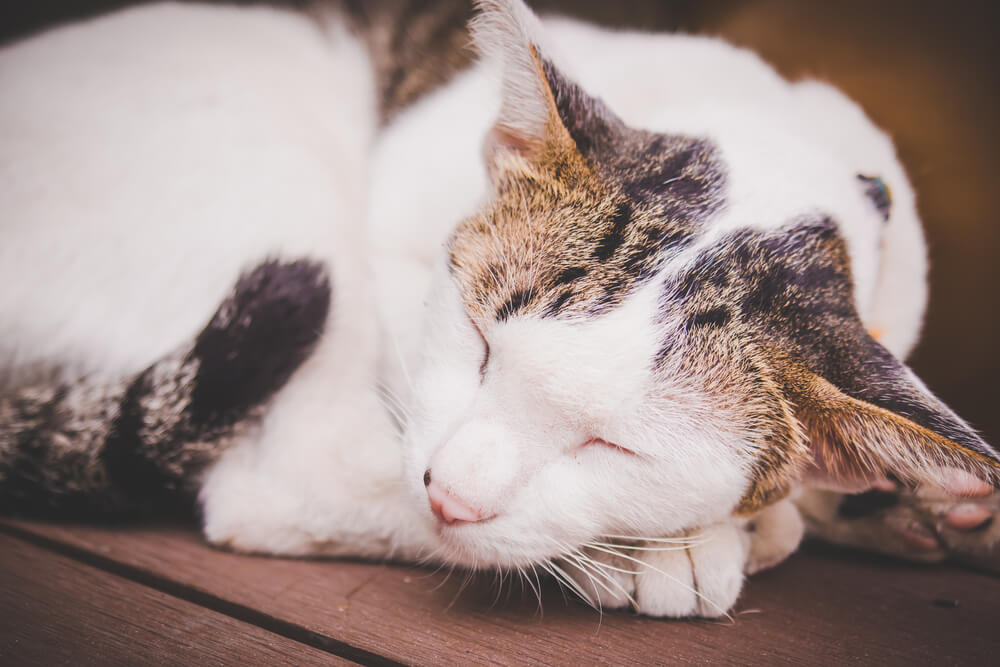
405,261,759,566
402,0,1000,569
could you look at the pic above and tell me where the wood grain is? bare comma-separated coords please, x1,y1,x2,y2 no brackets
1,2,998,666
0,532,353,666
3,519,998,665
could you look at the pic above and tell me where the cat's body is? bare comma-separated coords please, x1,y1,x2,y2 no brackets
2,1,997,618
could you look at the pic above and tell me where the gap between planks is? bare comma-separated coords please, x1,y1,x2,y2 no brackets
0,522,402,667
0,533,357,666
3,517,1000,666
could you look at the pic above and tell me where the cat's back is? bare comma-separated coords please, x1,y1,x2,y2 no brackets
0,3,376,386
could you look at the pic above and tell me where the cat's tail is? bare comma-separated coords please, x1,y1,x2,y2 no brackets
0,259,331,517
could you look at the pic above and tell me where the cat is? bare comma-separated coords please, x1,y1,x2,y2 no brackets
1,0,998,618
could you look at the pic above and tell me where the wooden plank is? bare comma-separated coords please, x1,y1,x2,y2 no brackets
3,519,998,665
0,532,353,667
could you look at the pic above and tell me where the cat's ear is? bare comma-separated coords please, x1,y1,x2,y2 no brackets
471,0,614,171
705,221,1000,497
783,334,1000,493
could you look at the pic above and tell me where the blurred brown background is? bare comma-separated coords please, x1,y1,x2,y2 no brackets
3,1,998,444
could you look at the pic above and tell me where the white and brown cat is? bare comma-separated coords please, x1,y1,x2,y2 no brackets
1,0,997,618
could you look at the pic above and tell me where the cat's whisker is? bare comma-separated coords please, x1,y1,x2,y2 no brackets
430,562,457,592
588,540,705,553
375,384,410,435
565,552,628,612
483,259,506,292
599,533,704,545
538,561,571,606
528,563,544,616
516,178,541,288
553,542,613,607
576,549,642,575
560,555,606,616
415,544,447,569
490,566,507,609
386,328,417,398
585,543,733,621
446,553,481,612
545,537,601,609
569,549,638,609
374,377,415,431
545,559,596,609
380,385,412,421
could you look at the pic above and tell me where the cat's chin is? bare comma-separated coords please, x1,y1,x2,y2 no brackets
430,517,585,570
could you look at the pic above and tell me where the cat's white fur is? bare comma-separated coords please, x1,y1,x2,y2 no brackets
0,2,931,616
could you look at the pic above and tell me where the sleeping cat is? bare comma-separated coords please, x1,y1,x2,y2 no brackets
1,0,998,618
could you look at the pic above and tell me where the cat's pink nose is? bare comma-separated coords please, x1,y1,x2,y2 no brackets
425,473,483,524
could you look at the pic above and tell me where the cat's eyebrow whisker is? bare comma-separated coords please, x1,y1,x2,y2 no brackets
483,259,506,292
375,374,413,418
512,176,542,290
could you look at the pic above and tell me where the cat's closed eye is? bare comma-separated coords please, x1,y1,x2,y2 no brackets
469,316,490,379
581,437,638,457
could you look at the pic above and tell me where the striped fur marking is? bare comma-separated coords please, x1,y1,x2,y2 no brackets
659,218,1000,511
1,259,331,517
448,49,725,325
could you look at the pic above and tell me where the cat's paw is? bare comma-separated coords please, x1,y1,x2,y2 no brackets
561,522,749,618
796,470,1000,562
743,497,805,575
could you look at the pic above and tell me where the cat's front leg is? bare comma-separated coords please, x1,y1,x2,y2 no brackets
562,521,751,618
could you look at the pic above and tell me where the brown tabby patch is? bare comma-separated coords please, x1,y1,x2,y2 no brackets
342,0,477,123
448,50,725,325
661,219,1000,511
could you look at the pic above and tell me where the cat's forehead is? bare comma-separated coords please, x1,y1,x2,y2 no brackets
485,280,664,417
448,62,725,326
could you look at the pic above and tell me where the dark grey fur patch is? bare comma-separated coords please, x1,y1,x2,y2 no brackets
496,287,536,322
1,259,331,517
189,259,331,426
687,307,732,330
837,489,900,519
857,174,892,222
541,57,725,219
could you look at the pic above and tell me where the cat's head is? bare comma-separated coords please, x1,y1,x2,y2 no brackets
403,0,1000,568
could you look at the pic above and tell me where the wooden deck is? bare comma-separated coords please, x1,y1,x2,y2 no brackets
1,518,998,665
2,1,998,665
